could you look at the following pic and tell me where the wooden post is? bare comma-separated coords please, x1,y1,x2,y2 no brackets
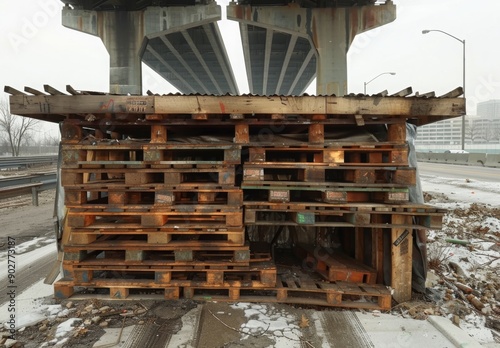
387,123,406,143
110,288,129,299
372,216,385,283
155,271,172,284
235,124,249,144
54,282,74,299
164,287,180,300
309,124,324,143
61,122,83,143
151,125,167,143
391,215,413,303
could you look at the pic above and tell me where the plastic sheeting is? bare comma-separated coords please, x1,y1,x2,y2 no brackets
407,123,428,293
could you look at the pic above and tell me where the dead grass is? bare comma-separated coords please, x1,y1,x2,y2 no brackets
427,243,453,272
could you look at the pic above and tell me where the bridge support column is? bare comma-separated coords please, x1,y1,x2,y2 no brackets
62,8,144,95
62,4,235,95
228,1,396,96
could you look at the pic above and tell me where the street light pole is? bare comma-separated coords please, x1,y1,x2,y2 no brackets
422,29,466,150
364,72,396,94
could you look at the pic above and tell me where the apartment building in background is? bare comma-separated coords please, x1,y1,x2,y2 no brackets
415,99,500,147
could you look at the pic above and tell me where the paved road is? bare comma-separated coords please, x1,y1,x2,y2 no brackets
0,251,56,305
0,194,57,307
418,162,500,183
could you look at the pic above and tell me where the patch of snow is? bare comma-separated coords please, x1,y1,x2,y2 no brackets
15,237,53,254
421,175,500,207
55,318,82,338
14,312,46,330
0,239,56,265
481,217,500,233
55,337,69,347
458,313,495,344
231,303,302,347
0,278,59,323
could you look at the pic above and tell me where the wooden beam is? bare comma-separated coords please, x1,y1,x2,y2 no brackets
8,95,465,126
374,90,388,97
44,84,66,95
66,85,81,95
439,87,463,98
415,91,436,98
4,86,27,96
24,87,46,96
391,215,413,303
390,87,413,97
354,114,365,126
10,95,154,116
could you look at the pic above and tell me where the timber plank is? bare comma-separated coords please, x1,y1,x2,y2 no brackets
63,261,276,287
10,94,464,127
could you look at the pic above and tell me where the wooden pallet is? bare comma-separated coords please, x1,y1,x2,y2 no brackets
295,244,377,283
243,184,412,204
66,209,243,228
243,165,414,185
62,249,271,268
62,261,277,287
65,234,247,248
53,270,391,310
70,227,246,245
243,202,444,229
185,272,391,310
62,144,242,168
247,144,408,166
63,251,271,268
65,186,243,207
61,166,237,186
54,279,182,300
63,241,252,262
55,116,410,145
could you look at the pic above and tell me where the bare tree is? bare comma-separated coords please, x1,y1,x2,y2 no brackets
488,123,500,143
465,120,483,144
43,132,60,146
0,99,39,156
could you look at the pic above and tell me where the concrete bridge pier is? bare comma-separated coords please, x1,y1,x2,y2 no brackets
62,3,235,95
62,9,144,95
228,1,396,96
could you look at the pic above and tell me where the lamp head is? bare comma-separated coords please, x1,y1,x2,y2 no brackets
389,72,396,75
422,30,430,34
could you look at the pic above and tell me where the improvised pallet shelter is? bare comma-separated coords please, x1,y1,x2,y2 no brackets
7,85,465,309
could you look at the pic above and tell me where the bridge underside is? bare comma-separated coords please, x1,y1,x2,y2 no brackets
143,23,239,95
61,0,377,11
60,0,392,96
241,24,316,95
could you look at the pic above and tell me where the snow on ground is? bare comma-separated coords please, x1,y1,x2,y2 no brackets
0,276,76,348
231,303,302,347
0,240,56,283
0,237,55,263
421,175,500,207
0,278,58,324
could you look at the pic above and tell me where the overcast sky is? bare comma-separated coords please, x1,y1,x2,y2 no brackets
1,0,499,136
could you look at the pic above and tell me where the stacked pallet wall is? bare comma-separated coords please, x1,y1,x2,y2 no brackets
2,92,460,308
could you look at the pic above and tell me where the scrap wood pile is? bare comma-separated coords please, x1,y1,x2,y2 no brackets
6,85,465,310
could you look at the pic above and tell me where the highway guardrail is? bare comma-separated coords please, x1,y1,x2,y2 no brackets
417,152,500,168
